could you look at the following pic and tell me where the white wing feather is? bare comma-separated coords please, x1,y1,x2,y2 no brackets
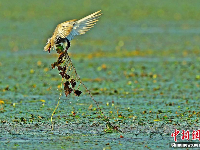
66,10,102,41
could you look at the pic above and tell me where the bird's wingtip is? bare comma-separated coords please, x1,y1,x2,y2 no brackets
95,10,103,16
95,10,102,14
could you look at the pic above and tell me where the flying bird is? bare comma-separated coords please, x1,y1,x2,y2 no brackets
44,10,102,53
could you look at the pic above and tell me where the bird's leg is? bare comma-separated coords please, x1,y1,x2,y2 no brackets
48,47,51,53
48,44,51,53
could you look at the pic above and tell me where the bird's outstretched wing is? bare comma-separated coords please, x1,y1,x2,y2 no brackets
66,10,102,41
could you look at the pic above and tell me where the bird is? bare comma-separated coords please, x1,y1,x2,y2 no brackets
44,10,102,53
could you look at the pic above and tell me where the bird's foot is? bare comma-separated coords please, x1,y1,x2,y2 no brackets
48,46,51,53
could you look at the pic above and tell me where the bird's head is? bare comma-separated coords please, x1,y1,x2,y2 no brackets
44,38,52,53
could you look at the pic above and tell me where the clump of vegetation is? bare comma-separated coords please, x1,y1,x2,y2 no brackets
49,45,120,132
51,44,82,97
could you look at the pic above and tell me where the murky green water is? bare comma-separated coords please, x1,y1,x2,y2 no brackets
1,0,200,149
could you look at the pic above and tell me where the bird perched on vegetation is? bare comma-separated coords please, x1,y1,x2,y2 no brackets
44,10,102,53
